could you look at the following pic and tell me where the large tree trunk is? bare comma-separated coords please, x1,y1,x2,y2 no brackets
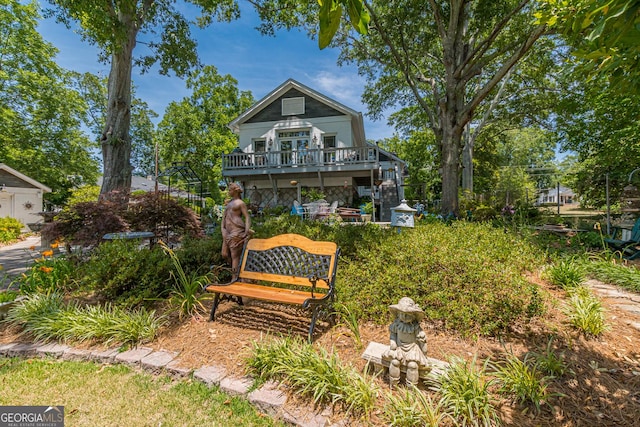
461,124,473,194
100,23,137,200
440,116,464,217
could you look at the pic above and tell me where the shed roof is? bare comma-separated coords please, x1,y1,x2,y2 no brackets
0,163,52,192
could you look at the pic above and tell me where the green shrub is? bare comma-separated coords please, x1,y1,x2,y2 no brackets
0,217,23,242
253,213,393,259
76,240,173,306
337,222,547,336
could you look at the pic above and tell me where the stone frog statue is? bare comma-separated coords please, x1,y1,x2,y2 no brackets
383,297,429,386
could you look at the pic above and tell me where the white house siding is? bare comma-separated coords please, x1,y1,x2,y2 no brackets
237,115,354,153
1,187,45,229
0,164,51,231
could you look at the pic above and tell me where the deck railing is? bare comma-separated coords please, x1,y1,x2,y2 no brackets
222,146,379,170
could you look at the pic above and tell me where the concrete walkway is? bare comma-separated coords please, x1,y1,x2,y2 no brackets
0,235,43,289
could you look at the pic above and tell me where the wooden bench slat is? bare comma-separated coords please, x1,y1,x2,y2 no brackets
206,282,326,305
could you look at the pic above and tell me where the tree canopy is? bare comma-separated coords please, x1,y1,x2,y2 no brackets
155,66,254,200
253,0,549,215
45,0,240,199
537,0,640,92
0,0,99,206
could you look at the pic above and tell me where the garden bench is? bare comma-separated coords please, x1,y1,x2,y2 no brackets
206,233,340,341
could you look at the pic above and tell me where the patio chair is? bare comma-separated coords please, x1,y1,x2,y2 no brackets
605,217,640,259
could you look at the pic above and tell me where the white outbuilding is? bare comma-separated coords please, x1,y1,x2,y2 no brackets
0,164,52,230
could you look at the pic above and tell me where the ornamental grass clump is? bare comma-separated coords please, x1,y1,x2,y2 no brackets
543,257,585,290
432,356,500,427
161,241,212,320
246,337,379,417
489,353,552,413
528,338,569,378
5,293,162,345
564,286,608,337
382,385,451,427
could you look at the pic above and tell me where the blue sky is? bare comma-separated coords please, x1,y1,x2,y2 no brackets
35,3,393,141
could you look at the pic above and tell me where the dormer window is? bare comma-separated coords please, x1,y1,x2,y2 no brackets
282,97,305,116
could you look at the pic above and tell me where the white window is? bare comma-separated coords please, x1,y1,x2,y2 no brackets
323,135,336,148
282,97,305,116
253,139,266,152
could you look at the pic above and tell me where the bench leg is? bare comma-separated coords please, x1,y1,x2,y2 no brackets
308,305,321,343
209,293,221,321
209,294,244,322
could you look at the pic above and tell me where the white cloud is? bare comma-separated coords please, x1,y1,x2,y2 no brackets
308,71,365,107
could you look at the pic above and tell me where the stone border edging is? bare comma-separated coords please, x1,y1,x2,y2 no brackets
0,341,332,427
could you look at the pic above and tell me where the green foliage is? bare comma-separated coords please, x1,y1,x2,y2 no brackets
161,242,212,320
65,185,100,207
490,353,551,413
0,2,100,206
528,338,569,378
6,293,162,345
336,222,547,336
537,0,640,93
433,356,500,427
382,386,451,427
254,213,393,260
246,337,379,416
583,258,640,293
300,187,325,202
17,255,75,295
543,257,585,290
332,302,362,350
564,286,609,337
155,66,254,201
0,290,19,303
75,240,173,306
0,217,23,242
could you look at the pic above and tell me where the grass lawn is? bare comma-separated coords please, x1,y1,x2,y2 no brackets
0,357,283,427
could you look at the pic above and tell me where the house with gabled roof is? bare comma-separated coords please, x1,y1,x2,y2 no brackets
222,79,406,221
0,164,52,230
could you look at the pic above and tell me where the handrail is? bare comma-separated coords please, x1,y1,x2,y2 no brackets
222,146,378,170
